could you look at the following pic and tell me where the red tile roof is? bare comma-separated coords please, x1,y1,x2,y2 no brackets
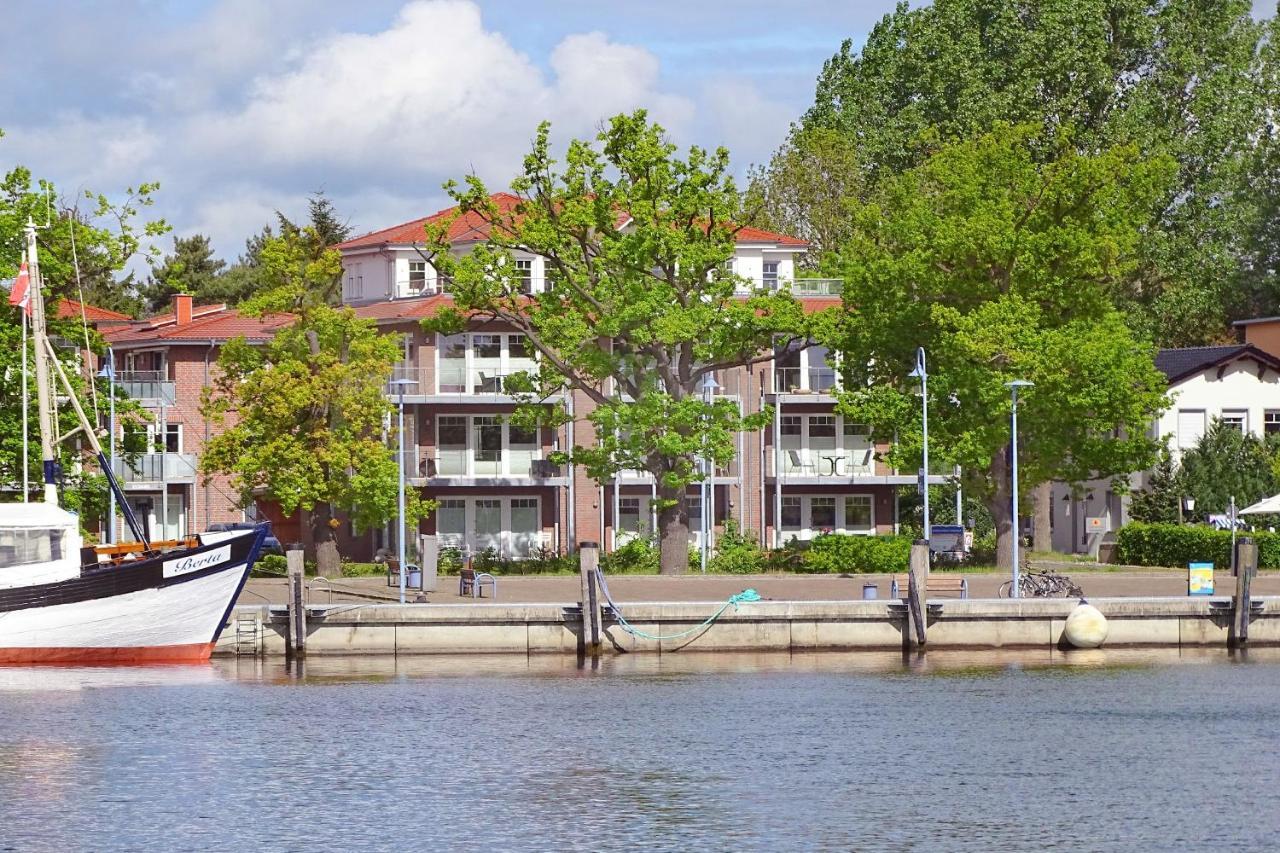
351,295,453,322
336,193,808,250
55,299,132,323
104,305,293,347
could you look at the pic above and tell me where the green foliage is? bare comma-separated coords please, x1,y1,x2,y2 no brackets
424,111,816,573
829,126,1170,565
793,534,913,575
600,538,663,574
1115,522,1280,568
793,0,1271,344
1128,447,1182,524
338,561,387,577
139,234,225,314
202,227,432,565
1176,420,1280,517
255,554,288,576
707,520,765,574
472,547,578,575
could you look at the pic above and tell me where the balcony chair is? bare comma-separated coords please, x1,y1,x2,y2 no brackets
786,450,817,475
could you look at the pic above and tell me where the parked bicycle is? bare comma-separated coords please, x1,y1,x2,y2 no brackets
999,569,1084,599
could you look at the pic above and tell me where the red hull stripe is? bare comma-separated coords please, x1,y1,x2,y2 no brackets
0,642,215,665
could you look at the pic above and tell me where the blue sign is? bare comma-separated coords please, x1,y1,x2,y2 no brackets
1188,562,1214,596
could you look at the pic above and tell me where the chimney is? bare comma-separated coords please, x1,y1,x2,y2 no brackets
174,294,193,326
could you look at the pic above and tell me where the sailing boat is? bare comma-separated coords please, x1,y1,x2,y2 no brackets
0,219,265,664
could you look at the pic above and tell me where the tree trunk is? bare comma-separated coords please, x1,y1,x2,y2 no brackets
1032,481,1052,554
991,443,1016,571
656,484,690,575
311,503,342,578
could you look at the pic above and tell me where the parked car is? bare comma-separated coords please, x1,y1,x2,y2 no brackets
205,521,283,555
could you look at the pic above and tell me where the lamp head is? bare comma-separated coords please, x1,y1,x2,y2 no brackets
1005,379,1033,389
1183,497,1196,512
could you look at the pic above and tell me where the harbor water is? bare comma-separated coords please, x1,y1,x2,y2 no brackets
1,649,1278,851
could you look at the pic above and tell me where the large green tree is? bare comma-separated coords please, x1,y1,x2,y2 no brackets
139,234,225,314
1176,420,1279,518
828,126,1171,568
762,0,1270,345
201,227,426,575
423,111,811,574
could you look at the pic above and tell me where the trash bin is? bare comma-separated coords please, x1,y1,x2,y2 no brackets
862,582,878,600
407,567,422,589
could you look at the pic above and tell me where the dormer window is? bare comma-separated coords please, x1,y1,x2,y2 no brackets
515,259,533,294
408,261,427,292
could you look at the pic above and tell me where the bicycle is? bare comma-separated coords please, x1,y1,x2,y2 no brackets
998,568,1083,599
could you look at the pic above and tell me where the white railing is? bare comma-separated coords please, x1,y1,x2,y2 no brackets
788,278,843,296
434,364,543,396
774,448,875,477
404,450,561,479
112,453,198,483
773,367,838,394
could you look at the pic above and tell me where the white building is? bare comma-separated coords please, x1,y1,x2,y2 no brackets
1051,344,1280,554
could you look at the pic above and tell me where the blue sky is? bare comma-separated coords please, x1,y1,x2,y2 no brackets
1,1,1274,265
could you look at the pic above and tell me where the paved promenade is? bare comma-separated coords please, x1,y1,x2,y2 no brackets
238,569,1280,607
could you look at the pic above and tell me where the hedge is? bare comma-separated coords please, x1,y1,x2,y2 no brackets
1114,522,1280,568
792,534,913,575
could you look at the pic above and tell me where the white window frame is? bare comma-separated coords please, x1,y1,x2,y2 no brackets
773,339,837,393
1265,410,1280,435
146,422,182,455
435,332,539,396
434,414,542,477
408,260,428,293
433,496,543,558
1220,410,1248,434
778,415,874,476
777,493,876,541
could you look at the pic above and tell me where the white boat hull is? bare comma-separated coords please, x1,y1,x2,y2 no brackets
0,531,260,664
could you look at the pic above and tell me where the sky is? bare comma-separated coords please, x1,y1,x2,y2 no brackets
1,0,1275,267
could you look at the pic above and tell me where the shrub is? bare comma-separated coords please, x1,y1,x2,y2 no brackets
708,520,765,574
339,561,385,577
471,546,578,575
1115,522,1280,568
255,554,287,576
795,534,912,574
601,538,661,574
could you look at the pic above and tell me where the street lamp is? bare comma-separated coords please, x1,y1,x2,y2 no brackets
389,376,419,603
699,373,720,573
1006,380,1033,598
1181,496,1195,524
908,347,930,542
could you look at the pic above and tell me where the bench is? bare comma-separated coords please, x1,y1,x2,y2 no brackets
459,564,497,599
385,558,421,588
889,573,968,599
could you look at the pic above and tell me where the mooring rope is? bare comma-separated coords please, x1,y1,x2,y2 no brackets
593,567,761,642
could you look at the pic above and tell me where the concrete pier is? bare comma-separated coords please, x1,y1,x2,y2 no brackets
215,596,1280,657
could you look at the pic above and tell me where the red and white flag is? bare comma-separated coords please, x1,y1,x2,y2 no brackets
8,258,31,316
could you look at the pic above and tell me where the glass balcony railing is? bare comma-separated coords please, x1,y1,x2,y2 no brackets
789,278,843,296
114,371,175,405
112,453,198,483
401,450,560,479
773,367,838,394
774,447,875,478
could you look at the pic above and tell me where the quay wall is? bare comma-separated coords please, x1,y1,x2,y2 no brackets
215,597,1280,657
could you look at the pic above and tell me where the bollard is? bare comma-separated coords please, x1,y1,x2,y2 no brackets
1230,537,1257,648
579,542,602,654
286,546,306,660
906,540,929,648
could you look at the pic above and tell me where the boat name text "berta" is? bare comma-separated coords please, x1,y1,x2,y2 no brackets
163,545,231,579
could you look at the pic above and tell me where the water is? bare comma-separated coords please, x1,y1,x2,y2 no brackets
1,649,1278,852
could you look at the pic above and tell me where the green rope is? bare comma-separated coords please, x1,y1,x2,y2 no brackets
594,568,761,642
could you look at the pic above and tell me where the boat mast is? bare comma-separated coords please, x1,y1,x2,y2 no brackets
24,219,58,505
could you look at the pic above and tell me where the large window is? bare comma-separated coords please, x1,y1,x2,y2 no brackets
1266,411,1280,435
434,497,543,558
515,259,533,294
777,494,876,541
1220,410,1247,434
778,415,875,476
433,415,543,477
774,340,837,393
408,261,427,292
435,332,539,395
762,261,779,289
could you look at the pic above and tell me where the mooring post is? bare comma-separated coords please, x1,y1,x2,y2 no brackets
579,542,601,653
1229,537,1256,648
906,539,929,648
286,546,306,660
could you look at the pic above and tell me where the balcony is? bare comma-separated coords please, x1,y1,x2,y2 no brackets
788,278,843,297
773,448,875,479
112,453,198,486
774,367,838,395
114,370,176,406
401,449,564,483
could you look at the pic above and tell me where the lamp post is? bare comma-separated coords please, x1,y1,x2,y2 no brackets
1006,380,1033,597
699,373,720,573
908,347,930,542
389,377,418,603
1181,496,1195,524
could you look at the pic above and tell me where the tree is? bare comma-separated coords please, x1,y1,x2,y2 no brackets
306,191,353,248
1127,447,1181,524
745,126,866,265
139,234,226,314
828,126,1171,569
779,0,1270,345
423,111,811,574
1,135,159,525
201,227,426,576
1176,420,1279,517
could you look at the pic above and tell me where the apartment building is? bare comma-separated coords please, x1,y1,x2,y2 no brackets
334,194,944,560
100,295,293,543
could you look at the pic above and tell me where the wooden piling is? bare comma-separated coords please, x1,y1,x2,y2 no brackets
579,542,602,653
906,539,929,648
1229,537,1257,648
286,546,306,660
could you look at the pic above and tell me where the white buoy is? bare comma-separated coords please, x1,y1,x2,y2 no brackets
1063,601,1108,649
